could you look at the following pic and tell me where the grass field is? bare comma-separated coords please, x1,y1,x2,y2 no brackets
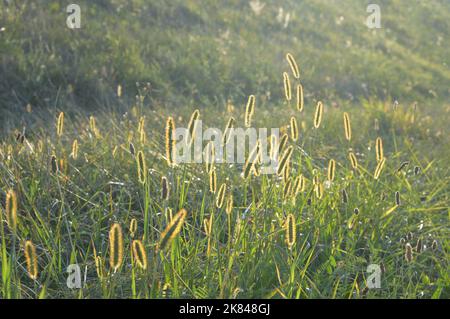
0,1,449,299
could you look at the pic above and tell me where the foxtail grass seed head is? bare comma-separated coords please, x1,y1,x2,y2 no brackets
203,217,212,236
129,218,138,238
278,133,288,155
374,157,386,180
117,84,122,97
406,231,413,241
136,151,147,184
349,152,358,170
283,72,292,101
205,142,215,174
243,140,261,179
24,240,38,280
94,256,104,278
109,223,124,271
343,112,351,141
159,208,187,250
138,116,145,134
51,155,58,174
245,95,255,127
71,139,78,159
277,146,293,176
431,240,438,251
327,159,336,182
269,134,278,159
161,176,170,200
296,84,304,111
166,207,173,222
6,189,18,231
290,117,299,141
283,161,291,183
397,161,409,173
314,183,324,199
132,240,147,270
226,194,233,215
416,237,423,253
314,101,323,129
405,243,413,262
89,116,99,136
209,169,217,193
222,117,235,145
342,188,348,204
216,183,226,208
129,142,135,156
285,214,296,247
187,109,200,146
283,180,292,200
375,137,384,162
395,191,401,206
293,175,305,196
165,117,176,167
56,112,64,137
286,53,300,79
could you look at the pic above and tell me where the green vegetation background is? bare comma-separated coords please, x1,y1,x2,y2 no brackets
1,0,449,129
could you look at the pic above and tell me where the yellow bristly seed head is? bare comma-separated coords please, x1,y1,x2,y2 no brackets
290,117,298,141
165,117,176,167
283,180,292,200
283,72,292,101
71,139,78,160
285,214,296,247
187,109,200,146
374,157,386,180
278,133,288,155
375,137,384,162
136,151,147,184
245,95,255,127
314,183,324,199
205,142,215,174
293,175,305,195
129,218,138,238
349,152,358,170
209,169,217,193
132,240,147,270
328,159,336,182
277,146,293,176
57,112,64,137
109,223,124,271
226,194,233,215
314,101,323,129
5,189,18,232
24,240,38,280
296,84,304,111
286,53,300,79
216,183,226,208
222,117,235,145
161,176,170,200
243,140,261,179
159,208,187,250
343,112,351,141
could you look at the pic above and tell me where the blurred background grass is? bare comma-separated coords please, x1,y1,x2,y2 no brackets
0,0,449,130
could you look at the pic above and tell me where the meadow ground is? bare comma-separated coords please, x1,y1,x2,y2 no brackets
1,91,449,298
0,1,449,299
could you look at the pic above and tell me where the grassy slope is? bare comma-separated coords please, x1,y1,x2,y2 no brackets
0,1,449,299
1,0,449,123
